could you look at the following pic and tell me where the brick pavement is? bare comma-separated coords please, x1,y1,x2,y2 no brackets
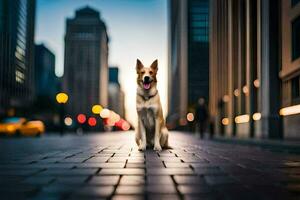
0,131,300,200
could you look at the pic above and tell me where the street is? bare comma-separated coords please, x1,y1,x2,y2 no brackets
0,131,300,200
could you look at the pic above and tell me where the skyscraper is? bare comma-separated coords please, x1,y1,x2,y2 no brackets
210,0,300,139
168,0,209,128
34,44,57,98
63,6,109,119
0,0,36,116
34,44,59,130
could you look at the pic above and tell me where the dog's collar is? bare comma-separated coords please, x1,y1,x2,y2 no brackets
138,90,158,101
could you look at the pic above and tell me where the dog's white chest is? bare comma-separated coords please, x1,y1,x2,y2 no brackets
139,107,155,129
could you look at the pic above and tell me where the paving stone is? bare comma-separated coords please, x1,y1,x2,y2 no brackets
159,157,182,162
55,176,88,184
112,195,145,200
204,175,238,185
194,167,226,175
145,162,164,167
164,162,190,168
40,184,79,194
177,185,212,194
38,168,98,176
120,175,145,185
127,158,145,164
88,175,120,185
99,168,145,175
85,157,110,162
147,168,194,175
59,158,86,163
108,157,129,162
29,163,76,169
116,185,145,194
146,184,177,194
173,175,206,185
126,163,145,168
147,194,180,200
77,162,125,168
146,175,173,184
0,169,41,176
22,176,55,185
74,186,115,197
183,194,218,200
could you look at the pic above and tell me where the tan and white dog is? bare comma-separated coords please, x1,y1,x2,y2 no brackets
135,59,169,151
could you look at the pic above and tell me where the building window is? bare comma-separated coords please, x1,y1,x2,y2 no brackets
189,0,209,42
291,76,300,102
292,0,300,7
292,16,300,60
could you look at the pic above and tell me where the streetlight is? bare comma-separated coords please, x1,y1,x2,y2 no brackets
56,92,68,135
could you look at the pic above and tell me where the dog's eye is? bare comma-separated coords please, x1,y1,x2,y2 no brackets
149,71,153,75
141,71,145,74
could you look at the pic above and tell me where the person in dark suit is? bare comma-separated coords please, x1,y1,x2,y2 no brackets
195,97,208,138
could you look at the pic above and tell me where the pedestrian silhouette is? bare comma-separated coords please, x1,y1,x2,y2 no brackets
195,98,208,138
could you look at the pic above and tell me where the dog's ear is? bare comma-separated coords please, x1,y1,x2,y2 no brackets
136,59,144,73
150,59,158,72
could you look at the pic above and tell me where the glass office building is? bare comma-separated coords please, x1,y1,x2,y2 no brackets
168,0,209,129
0,0,36,116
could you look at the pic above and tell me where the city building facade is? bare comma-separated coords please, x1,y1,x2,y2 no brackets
34,44,59,130
108,67,125,119
0,0,36,116
63,6,109,119
168,0,209,129
34,44,58,98
210,0,300,139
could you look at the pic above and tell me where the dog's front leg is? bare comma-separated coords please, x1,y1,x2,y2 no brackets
138,119,147,151
153,119,162,151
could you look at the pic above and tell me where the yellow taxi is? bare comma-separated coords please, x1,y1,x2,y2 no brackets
0,117,45,136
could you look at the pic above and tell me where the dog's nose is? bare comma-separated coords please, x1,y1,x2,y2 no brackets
144,76,150,83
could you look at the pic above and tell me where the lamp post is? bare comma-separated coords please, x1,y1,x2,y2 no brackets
56,92,68,135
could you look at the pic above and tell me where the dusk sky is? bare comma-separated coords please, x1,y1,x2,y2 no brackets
35,0,168,124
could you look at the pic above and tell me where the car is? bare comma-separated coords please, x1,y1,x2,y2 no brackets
0,117,45,136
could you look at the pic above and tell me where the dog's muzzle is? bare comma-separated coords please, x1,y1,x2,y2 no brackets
143,76,152,90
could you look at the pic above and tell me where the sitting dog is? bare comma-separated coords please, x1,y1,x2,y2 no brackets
135,59,169,151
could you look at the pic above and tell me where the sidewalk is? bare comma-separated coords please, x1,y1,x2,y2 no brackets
212,135,300,154
0,131,299,199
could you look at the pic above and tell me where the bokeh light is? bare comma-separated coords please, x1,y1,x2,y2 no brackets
77,114,86,124
88,117,97,126
222,118,229,125
252,113,261,121
106,118,115,126
92,105,103,114
186,113,194,122
100,108,110,118
64,117,73,126
121,121,130,131
56,92,68,104
110,111,120,123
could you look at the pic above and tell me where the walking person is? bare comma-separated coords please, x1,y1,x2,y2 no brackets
195,97,208,138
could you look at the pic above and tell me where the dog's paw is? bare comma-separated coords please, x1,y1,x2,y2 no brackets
138,143,146,151
153,144,162,151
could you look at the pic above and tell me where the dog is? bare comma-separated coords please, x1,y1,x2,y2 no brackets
135,59,169,151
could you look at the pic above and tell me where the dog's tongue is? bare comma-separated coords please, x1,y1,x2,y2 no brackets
143,83,151,90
